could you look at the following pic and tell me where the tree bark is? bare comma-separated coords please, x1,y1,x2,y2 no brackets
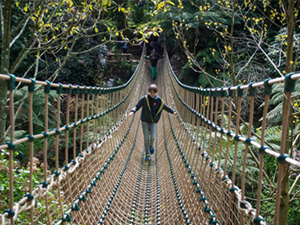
0,0,12,144
279,1,296,223
279,163,290,225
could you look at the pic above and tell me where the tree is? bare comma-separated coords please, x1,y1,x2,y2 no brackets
1,0,107,143
0,0,162,144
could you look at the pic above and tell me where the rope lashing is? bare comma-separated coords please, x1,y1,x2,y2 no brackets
52,171,60,177
4,141,15,150
239,200,252,212
264,78,272,95
7,74,16,90
24,193,34,201
26,134,34,142
70,202,80,211
61,212,72,223
42,132,49,138
4,210,15,218
40,181,49,188
77,194,87,202
57,83,63,94
253,216,265,225
249,83,257,96
54,129,61,135
277,154,290,164
28,78,36,92
284,72,296,92
208,214,220,225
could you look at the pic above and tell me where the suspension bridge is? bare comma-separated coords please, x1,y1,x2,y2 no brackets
0,51,300,225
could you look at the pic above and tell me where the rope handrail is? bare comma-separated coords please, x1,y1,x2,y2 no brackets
0,58,139,93
166,54,300,93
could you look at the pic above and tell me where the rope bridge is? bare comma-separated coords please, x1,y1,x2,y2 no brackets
0,52,300,225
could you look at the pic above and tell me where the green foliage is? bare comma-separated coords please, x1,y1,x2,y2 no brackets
266,80,300,126
128,1,152,25
266,28,300,77
53,48,107,86
5,87,58,164
288,200,300,225
106,58,138,85
0,149,43,212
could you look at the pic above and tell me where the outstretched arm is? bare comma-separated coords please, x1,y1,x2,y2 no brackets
129,96,145,116
163,103,176,114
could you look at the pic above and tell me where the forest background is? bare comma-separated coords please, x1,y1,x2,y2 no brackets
0,0,300,224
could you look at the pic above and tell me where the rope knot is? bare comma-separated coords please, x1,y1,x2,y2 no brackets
24,193,34,201
40,181,49,188
26,134,34,142
71,202,80,211
4,209,15,218
61,213,72,222
5,141,15,150
239,200,251,212
277,154,290,164
253,216,265,225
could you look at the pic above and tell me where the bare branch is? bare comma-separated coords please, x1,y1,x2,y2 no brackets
289,173,300,196
0,1,4,39
289,190,300,202
244,23,284,77
10,17,30,47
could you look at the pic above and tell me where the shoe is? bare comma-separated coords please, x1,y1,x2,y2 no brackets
150,146,154,155
145,154,150,161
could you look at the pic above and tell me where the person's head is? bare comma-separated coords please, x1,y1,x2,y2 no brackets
148,84,157,98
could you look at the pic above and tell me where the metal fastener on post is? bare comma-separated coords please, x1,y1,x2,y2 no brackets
44,81,51,93
249,83,257,97
277,154,290,164
68,84,72,94
264,78,272,95
237,85,243,97
57,83,63,94
7,74,16,90
28,79,36,92
284,72,296,92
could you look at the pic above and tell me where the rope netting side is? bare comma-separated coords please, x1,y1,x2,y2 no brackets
164,53,300,224
0,55,144,224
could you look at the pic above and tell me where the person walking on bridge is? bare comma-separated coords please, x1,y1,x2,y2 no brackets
128,84,177,161
145,49,164,80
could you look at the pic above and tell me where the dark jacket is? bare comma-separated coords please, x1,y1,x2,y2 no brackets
145,55,164,67
130,94,174,123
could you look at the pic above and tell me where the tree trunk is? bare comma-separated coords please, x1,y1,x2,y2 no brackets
0,0,12,144
279,1,296,223
279,163,290,225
